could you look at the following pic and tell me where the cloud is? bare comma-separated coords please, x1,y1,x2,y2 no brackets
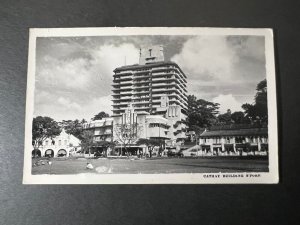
36,40,139,95
35,40,139,121
57,97,81,111
172,36,266,103
34,92,112,121
82,95,113,120
34,35,265,121
212,94,242,113
228,36,265,62
172,36,238,82
37,56,93,90
89,43,139,94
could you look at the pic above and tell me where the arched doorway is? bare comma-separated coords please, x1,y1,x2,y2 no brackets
45,149,54,158
57,149,67,157
32,149,41,158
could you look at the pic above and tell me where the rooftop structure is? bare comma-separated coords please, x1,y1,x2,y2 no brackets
139,45,164,65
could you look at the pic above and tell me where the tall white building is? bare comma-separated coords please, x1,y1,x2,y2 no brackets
84,46,189,155
112,45,188,116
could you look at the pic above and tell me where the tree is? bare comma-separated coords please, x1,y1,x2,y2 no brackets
136,138,162,158
242,79,268,123
230,111,249,124
63,119,84,140
254,79,268,121
113,123,140,156
80,130,94,155
92,111,109,121
217,109,232,125
32,116,61,156
95,140,116,157
186,95,219,129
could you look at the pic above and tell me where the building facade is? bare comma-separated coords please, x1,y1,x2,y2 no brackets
32,129,81,157
83,105,187,156
112,45,188,116
82,117,113,143
83,46,189,155
199,125,269,156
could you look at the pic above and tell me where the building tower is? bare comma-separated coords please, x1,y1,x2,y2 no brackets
112,45,188,116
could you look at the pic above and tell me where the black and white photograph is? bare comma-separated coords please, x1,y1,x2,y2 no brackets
23,27,278,184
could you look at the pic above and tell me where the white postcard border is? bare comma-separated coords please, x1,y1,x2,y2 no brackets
23,27,278,184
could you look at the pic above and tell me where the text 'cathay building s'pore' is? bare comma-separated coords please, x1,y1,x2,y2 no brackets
85,45,189,155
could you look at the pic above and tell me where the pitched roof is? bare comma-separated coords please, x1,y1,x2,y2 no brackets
200,127,268,137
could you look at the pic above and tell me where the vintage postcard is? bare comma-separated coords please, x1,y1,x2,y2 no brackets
23,27,278,184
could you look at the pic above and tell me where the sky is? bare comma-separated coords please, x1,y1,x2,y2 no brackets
34,35,266,121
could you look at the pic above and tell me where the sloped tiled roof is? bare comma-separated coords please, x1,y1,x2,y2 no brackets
200,127,268,137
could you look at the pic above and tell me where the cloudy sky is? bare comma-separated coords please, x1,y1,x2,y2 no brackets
34,35,266,121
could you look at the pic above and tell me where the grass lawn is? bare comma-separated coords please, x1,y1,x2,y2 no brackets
32,157,269,175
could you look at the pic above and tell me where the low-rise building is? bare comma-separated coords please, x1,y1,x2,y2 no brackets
82,117,113,143
83,103,187,156
32,129,81,157
199,125,268,156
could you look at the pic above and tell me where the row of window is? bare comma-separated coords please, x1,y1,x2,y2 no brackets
202,137,268,144
149,123,169,129
44,140,68,146
94,129,112,135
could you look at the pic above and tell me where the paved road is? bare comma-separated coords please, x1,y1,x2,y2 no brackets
32,157,269,175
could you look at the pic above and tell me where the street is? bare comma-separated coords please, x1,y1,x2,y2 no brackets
32,157,269,175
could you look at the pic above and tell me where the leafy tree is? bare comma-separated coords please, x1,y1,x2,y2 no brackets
254,79,268,120
32,116,61,155
186,95,219,129
242,79,268,123
113,123,140,156
242,103,256,120
63,119,84,140
136,138,162,158
95,140,116,157
189,125,202,134
231,111,249,124
217,109,232,125
80,130,94,155
92,111,109,121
